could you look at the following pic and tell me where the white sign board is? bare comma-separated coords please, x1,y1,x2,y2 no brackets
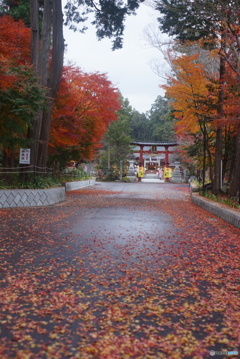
19,148,31,164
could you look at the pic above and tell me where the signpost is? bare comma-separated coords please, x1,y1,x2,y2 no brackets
19,149,31,164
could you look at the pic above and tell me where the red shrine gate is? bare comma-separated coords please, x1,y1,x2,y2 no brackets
131,142,177,181
131,142,177,167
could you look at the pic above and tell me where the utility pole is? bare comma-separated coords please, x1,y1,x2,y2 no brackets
108,143,111,171
120,161,123,181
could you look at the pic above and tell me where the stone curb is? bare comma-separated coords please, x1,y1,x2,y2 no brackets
191,193,240,229
0,187,66,209
65,179,95,191
189,183,199,194
0,179,96,209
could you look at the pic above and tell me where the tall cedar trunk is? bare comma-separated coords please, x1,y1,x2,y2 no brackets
37,0,64,167
206,146,213,183
29,0,40,165
213,56,225,195
228,69,240,199
229,147,236,184
222,126,228,180
213,127,222,194
34,0,52,167
229,124,240,201
202,121,206,187
29,0,51,166
30,0,39,67
199,119,206,187
29,0,64,168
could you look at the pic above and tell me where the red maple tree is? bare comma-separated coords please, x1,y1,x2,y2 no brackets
0,15,31,90
49,65,121,163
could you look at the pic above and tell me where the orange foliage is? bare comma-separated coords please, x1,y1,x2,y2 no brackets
162,53,217,135
164,49,240,137
50,65,121,160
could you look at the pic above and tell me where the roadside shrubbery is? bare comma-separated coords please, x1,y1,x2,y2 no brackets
0,168,91,189
200,190,240,210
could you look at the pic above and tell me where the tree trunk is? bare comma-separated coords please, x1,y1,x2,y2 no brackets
213,126,222,194
108,143,111,170
29,0,51,166
228,147,236,184
206,146,213,183
222,126,229,181
37,0,64,167
202,122,207,187
29,0,64,168
229,124,240,201
213,56,225,195
29,0,40,165
30,0,39,68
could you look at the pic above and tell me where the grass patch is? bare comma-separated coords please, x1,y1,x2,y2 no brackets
199,190,240,210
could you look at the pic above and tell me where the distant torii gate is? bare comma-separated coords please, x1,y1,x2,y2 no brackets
130,141,178,167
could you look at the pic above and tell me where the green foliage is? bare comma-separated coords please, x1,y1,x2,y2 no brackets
64,0,145,50
106,120,133,162
130,111,149,141
20,176,62,189
129,96,175,142
48,147,86,171
96,166,121,181
200,191,240,209
122,176,131,182
0,176,61,190
0,65,46,156
60,168,91,182
191,179,201,187
0,0,45,28
147,96,175,141
102,169,119,181
99,95,176,171
155,0,214,42
0,168,91,189
0,0,31,26
99,96,134,170
155,0,239,45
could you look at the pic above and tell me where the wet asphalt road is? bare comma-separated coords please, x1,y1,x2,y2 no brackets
0,182,239,359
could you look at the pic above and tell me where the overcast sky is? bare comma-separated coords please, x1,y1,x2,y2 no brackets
62,2,168,114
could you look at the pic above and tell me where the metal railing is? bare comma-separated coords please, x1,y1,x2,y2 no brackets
0,165,91,187
0,165,53,174
0,165,53,184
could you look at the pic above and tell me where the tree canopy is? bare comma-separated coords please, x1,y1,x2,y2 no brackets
0,0,146,169
129,96,175,142
155,0,239,43
0,15,45,166
49,65,121,167
154,0,240,198
64,0,145,50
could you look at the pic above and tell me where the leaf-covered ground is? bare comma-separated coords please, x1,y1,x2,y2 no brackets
0,183,239,359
